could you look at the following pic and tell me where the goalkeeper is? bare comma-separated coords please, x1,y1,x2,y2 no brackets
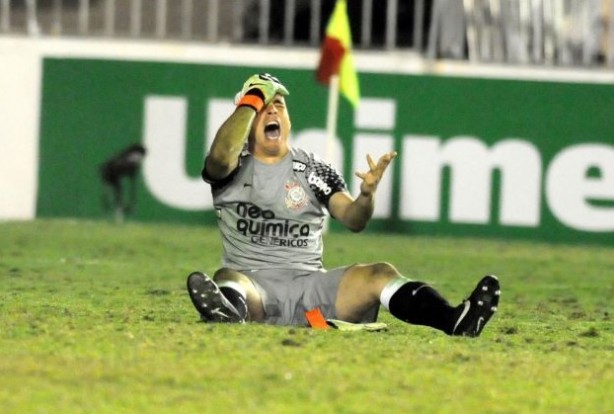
186,73,500,337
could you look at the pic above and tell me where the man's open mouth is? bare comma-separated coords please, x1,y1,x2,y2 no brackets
264,121,281,139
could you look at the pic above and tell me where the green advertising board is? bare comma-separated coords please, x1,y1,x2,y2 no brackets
38,58,614,244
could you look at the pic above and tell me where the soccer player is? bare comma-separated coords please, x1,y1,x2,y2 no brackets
187,73,500,337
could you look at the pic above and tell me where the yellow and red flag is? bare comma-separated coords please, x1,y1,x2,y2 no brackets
316,0,360,107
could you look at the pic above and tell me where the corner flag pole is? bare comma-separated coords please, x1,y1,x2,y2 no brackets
322,74,339,234
317,0,359,233
325,74,340,163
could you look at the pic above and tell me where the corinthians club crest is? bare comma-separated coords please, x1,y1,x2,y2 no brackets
285,179,308,210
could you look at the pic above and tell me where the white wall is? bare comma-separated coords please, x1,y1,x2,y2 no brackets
0,39,41,220
1,35,612,220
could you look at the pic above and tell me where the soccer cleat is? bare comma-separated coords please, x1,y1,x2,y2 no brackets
186,271,245,323
451,274,500,337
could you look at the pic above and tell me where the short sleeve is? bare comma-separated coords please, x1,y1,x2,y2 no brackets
201,150,247,191
305,155,347,207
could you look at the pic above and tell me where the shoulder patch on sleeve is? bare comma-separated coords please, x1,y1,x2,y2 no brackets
305,154,347,207
292,160,307,172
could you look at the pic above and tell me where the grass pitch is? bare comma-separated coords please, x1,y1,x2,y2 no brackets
1,219,612,413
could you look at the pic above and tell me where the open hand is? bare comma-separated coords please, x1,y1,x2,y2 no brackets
354,151,397,197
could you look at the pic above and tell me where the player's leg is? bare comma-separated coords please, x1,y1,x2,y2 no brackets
334,263,397,323
213,268,266,322
336,262,456,331
186,269,263,323
335,263,500,337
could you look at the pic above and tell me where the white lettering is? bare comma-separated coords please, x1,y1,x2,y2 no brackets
308,172,332,195
292,161,306,172
546,144,614,232
353,98,396,219
400,136,541,226
355,98,396,129
142,96,613,234
142,97,232,210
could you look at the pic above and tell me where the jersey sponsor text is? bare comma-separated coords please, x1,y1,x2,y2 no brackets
235,202,311,247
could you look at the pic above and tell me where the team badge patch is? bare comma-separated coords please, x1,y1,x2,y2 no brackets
285,179,308,210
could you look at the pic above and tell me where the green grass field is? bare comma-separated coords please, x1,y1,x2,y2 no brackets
1,219,612,413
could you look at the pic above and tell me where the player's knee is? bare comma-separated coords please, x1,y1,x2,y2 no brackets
348,262,399,285
362,262,400,282
214,268,257,296
213,267,243,283
340,262,400,307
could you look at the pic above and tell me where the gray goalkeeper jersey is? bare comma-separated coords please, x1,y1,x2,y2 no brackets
203,147,347,271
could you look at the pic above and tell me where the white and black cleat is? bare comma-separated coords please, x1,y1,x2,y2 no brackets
451,275,500,337
187,271,245,323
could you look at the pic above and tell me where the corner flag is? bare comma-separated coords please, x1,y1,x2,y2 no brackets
316,0,360,107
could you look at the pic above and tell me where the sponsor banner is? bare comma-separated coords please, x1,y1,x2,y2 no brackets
38,58,614,244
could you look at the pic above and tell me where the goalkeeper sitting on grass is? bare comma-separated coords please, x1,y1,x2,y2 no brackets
187,73,500,337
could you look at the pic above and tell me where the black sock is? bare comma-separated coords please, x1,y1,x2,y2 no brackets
388,282,457,334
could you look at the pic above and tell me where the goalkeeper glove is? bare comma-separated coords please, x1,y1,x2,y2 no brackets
235,73,289,112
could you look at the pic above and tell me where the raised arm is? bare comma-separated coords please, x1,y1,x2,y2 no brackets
328,151,397,232
205,107,256,180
